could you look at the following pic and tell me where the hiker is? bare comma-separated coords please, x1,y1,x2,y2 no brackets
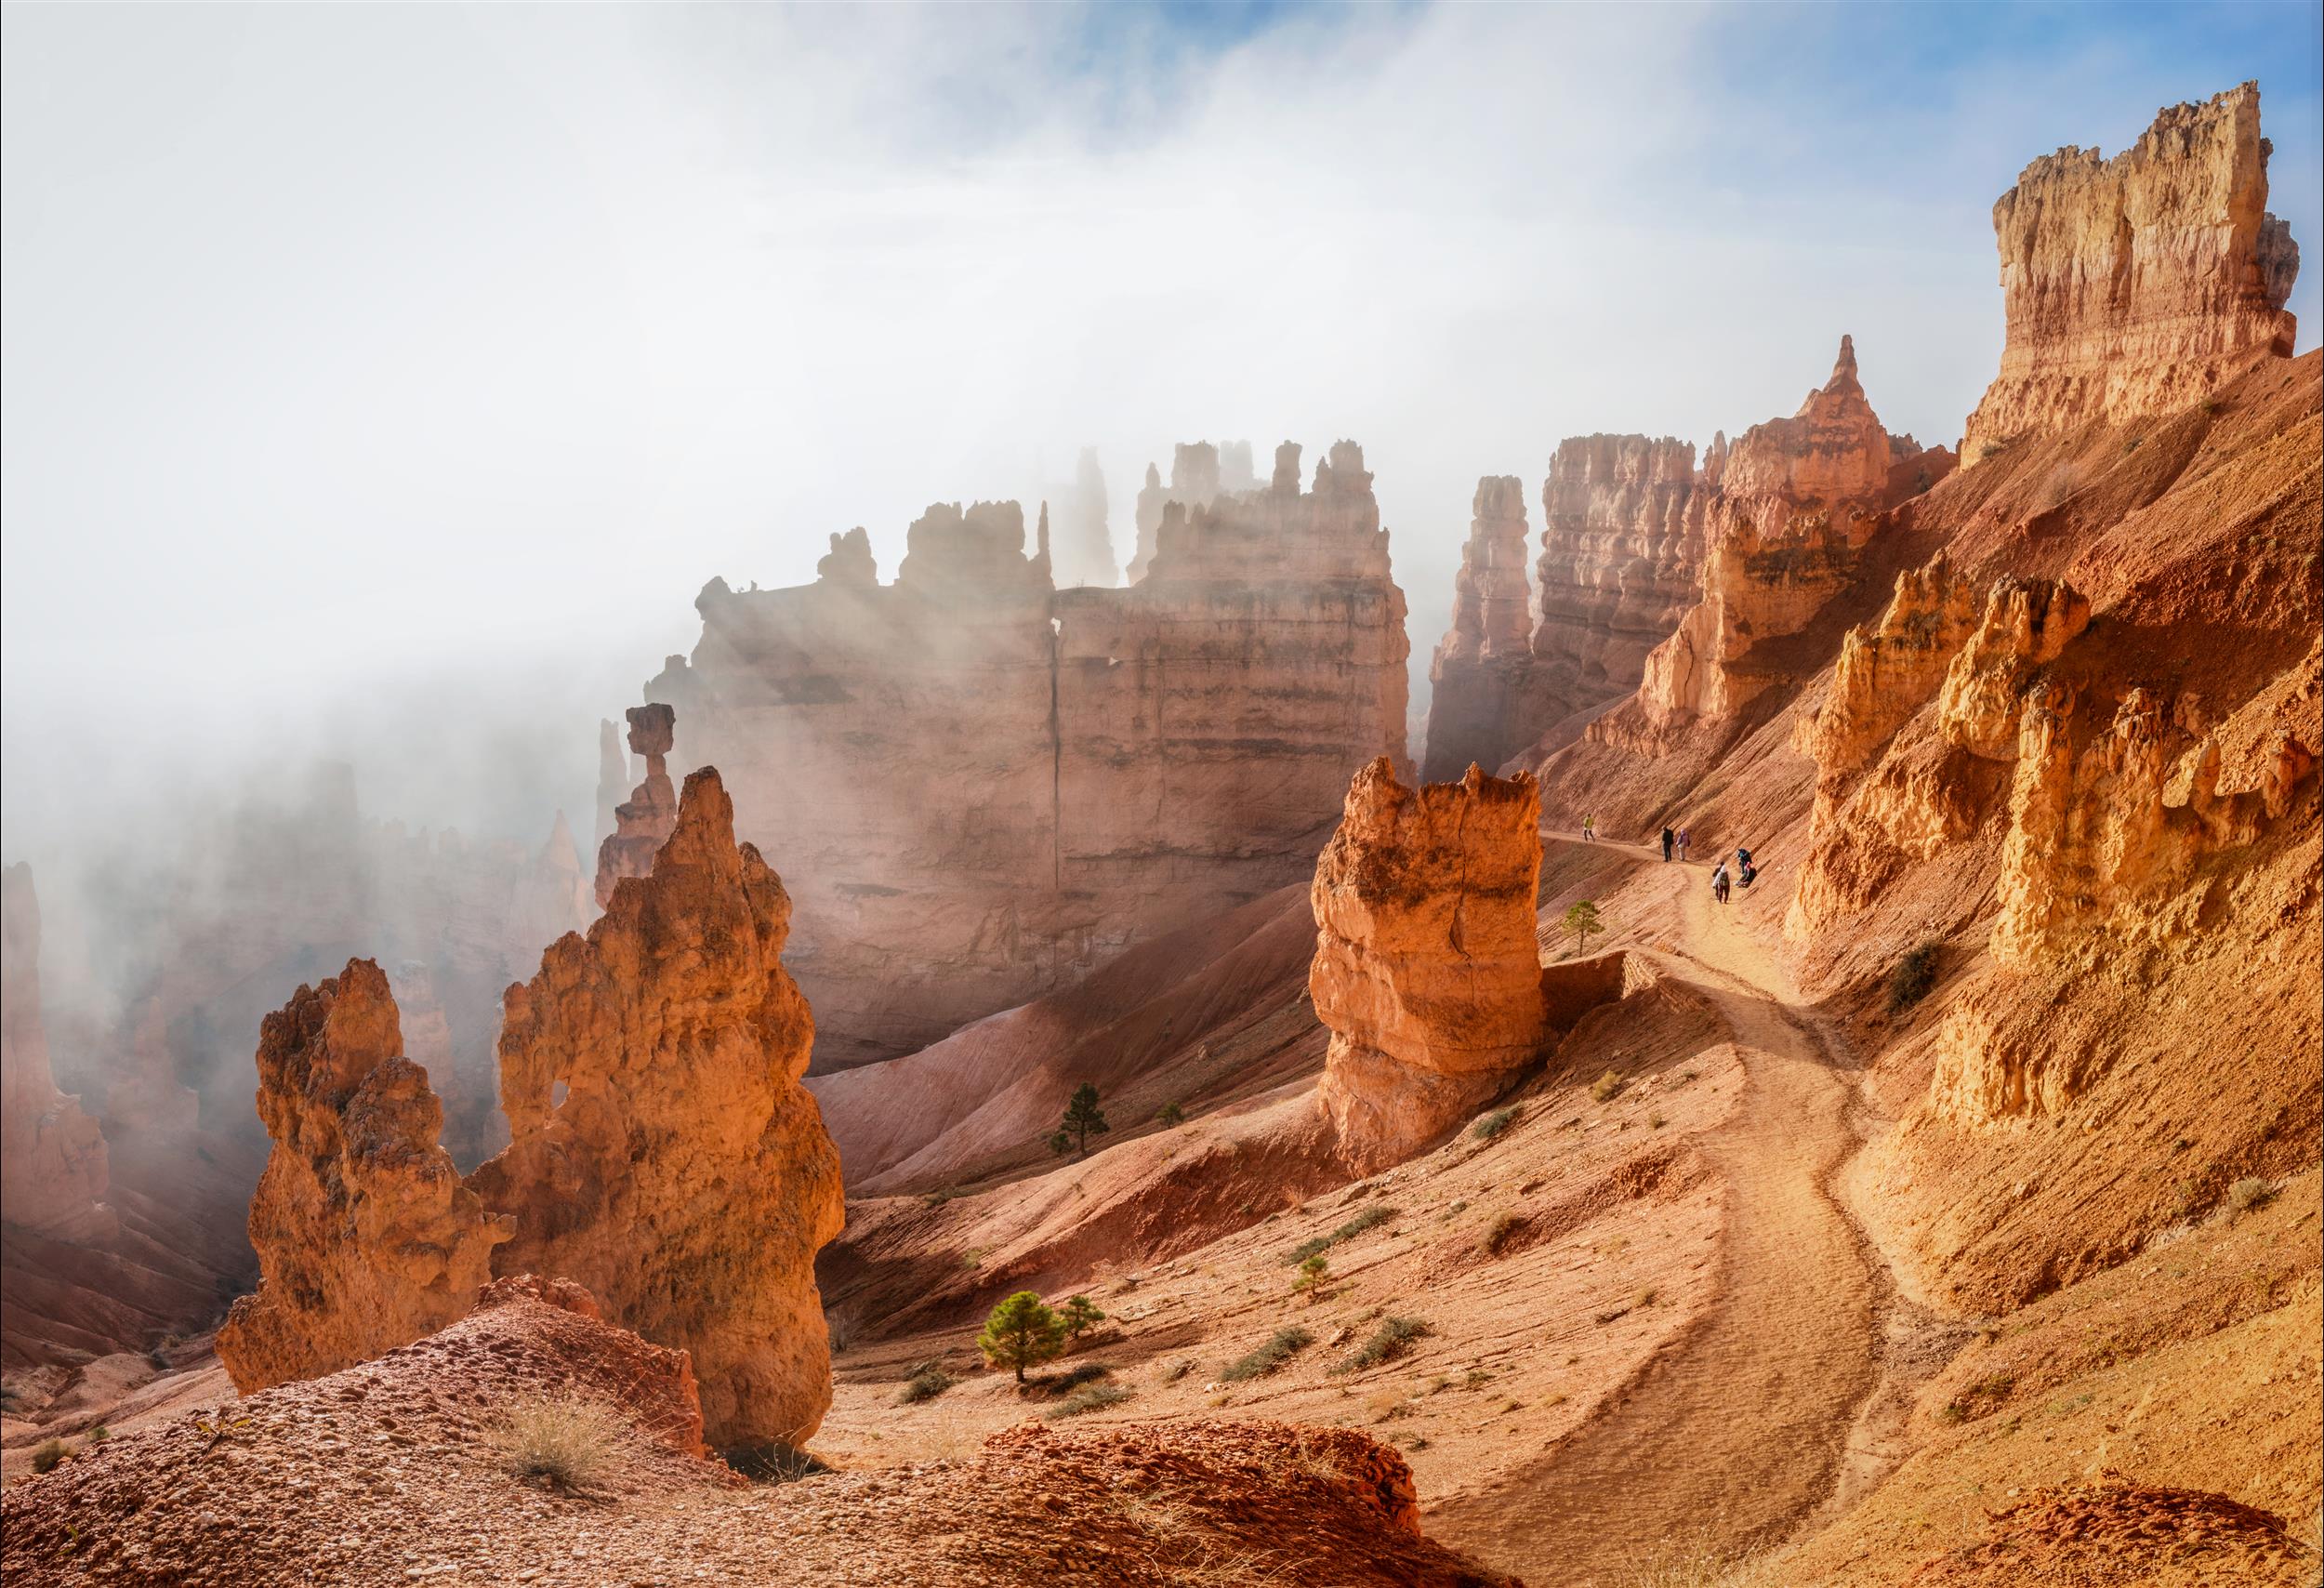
1735,843,1758,891
1710,862,1730,904
1660,826,1675,862
1676,825,1691,862
1581,814,1597,843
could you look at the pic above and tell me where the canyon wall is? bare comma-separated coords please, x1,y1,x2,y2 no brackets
650,440,1408,1067
1310,759,1549,1172
1961,81,2300,457
217,959,509,1393
469,768,846,1450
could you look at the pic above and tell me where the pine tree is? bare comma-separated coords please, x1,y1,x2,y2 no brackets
1562,899,1604,956
1052,1082,1111,1158
1059,1294,1105,1343
977,1291,1067,1383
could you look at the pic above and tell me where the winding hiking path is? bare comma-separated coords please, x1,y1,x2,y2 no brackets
1435,833,1884,1582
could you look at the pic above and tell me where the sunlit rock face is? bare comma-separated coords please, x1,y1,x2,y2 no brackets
1310,759,1548,1173
217,958,508,1394
469,769,845,1450
594,703,679,909
1619,337,1904,743
1421,477,1535,781
0,864,113,1240
1961,81,2300,458
650,441,1408,1069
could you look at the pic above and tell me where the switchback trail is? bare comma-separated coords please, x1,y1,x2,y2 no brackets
1434,833,1884,1583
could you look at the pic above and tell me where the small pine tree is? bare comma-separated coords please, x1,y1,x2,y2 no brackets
1056,1082,1111,1158
1562,900,1604,957
1059,1294,1105,1343
1047,1128,1073,1157
1157,1100,1184,1127
1294,1252,1330,1293
978,1291,1067,1383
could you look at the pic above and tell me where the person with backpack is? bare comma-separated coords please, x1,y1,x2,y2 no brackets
1660,826,1675,862
1676,825,1691,862
1581,814,1597,843
1710,862,1730,904
1736,844,1757,890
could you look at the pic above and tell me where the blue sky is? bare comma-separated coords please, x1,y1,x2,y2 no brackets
4,1,2318,847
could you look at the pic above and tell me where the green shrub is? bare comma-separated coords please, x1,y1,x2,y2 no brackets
1049,1362,1113,1394
1286,1235,1333,1265
1471,1105,1519,1141
1332,1206,1394,1241
30,1439,69,1475
898,1363,954,1404
1332,1317,1431,1375
1221,1326,1315,1383
1887,941,1942,1013
1156,1101,1184,1127
1293,1252,1331,1292
1049,1383,1131,1419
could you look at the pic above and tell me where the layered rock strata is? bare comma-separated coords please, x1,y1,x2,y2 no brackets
1962,82,2300,457
1310,759,1548,1171
469,768,846,1449
1420,477,1534,780
0,865,112,1239
1127,439,1252,582
1520,432,1716,744
650,442,1408,1067
217,959,509,1393
593,703,678,908
1618,337,1908,744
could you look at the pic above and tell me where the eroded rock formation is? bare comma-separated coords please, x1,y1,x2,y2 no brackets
594,719,627,852
816,526,877,586
1421,477,1534,780
1521,433,1714,745
651,442,1408,1066
217,959,509,1393
1127,439,1250,582
593,703,678,908
1962,82,2300,457
0,864,112,1239
1618,337,1910,745
469,767,845,1449
1310,759,1548,1171
1044,447,1115,589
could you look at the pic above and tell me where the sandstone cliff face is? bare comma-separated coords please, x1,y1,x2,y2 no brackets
469,767,845,1450
1420,477,1534,780
1310,759,1547,1172
217,958,509,1394
650,442,1407,1068
1618,337,1903,746
1520,433,1710,748
594,703,679,909
1962,82,2300,457
0,864,112,1239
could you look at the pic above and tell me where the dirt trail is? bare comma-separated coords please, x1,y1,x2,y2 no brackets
1435,834,1883,1582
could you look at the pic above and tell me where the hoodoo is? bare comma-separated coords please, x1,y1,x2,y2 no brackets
470,766,846,1449
1421,477,1535,781
1310,758,1550,1172
1963,81,2300,457
217,959,509,1393
593,702,679,907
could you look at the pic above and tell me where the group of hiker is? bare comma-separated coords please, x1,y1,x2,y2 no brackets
1576,814,1758,904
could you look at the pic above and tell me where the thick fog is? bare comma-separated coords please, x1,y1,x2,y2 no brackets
5,1,2319,893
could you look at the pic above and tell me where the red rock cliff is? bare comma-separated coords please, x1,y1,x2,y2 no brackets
650,441,1408,1068
217,958,510,1393
1962,82,2300,457
1310,759,1548,1172
469,767,846,1450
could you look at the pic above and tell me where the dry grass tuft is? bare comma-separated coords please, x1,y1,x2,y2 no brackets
1591,1071,1626,1103
1050,1382,1133,1419
485,1393,628,1494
